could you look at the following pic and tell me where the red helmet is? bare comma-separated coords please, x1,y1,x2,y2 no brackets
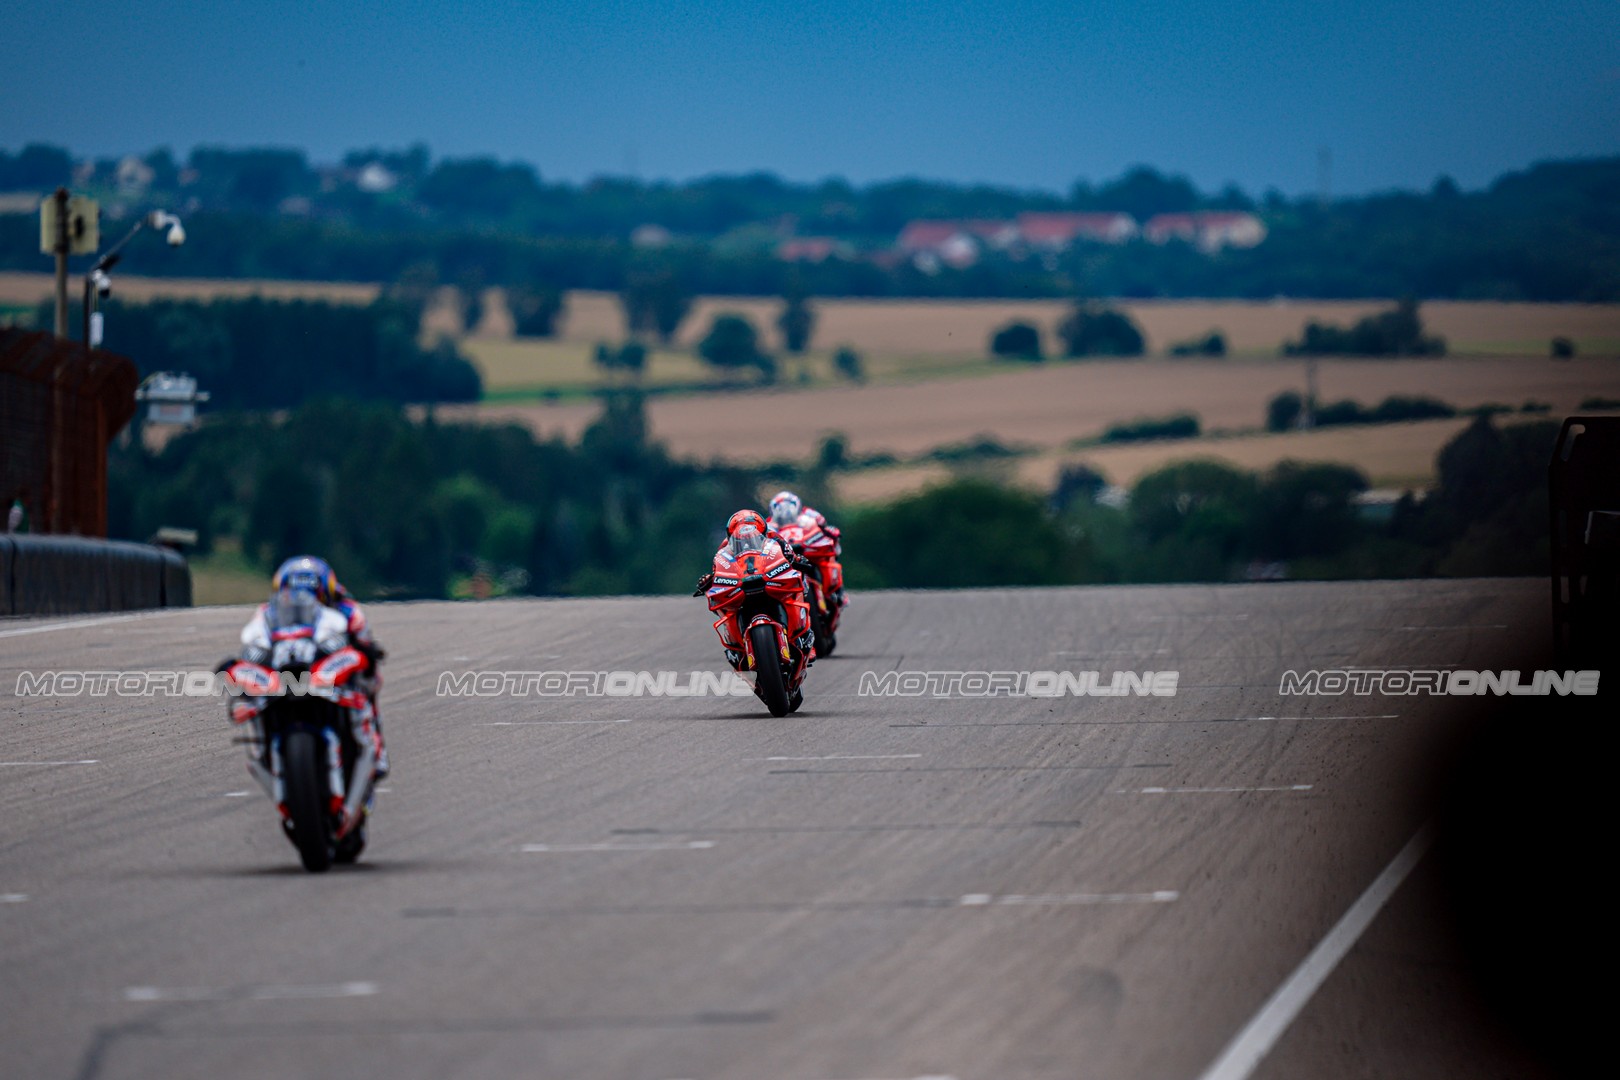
726,509,767,537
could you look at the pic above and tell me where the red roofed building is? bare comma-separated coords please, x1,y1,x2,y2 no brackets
896,220,981,270
1144,211,1266,252
775,237,850,263
1016,212,1138,248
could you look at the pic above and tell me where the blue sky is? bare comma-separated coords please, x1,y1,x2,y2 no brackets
3,0,1616,195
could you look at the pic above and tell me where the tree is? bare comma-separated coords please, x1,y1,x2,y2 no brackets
833,346,865,383
990,321,1043,361
1266,391,1305,432
621,270,693,344
778,292,816,354
1057,302,1145,357
1284,297,1445,357
507,284,565,338
593,340,646,378
697,313,771,378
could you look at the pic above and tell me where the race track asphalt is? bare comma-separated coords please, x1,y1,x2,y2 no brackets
0,579,1558,1079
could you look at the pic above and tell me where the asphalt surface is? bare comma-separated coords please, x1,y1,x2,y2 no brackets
0,580,1555,1080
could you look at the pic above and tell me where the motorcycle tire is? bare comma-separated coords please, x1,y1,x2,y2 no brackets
283,731,333,873
749,623,791,718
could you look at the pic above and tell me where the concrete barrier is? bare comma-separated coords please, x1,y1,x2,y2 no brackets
1,536,192,616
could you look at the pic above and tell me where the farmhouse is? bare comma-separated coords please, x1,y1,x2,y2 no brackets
1016,211,1138,247
1143,211,1266,252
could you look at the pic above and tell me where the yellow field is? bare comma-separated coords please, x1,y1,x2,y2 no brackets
453,353,1620,458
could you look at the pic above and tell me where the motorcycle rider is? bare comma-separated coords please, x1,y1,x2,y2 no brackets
768,490,847,610
694,509,816,671
229,556,388,781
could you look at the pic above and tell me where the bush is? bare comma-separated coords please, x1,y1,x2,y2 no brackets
1579,396,1620,410
841,479,1085,588
833,345,865,383
592,340,646,376
697,312,772,378
508,284,565,338
1367,395,1456,423
1100,413,1200,443
1551,336,1576,359
778,293,816,354
1057,302,1145,357
926,436,1025,463
1169,331,1227,357
990,320,1043,361
1283,297,1445,357
1266,390,1304,431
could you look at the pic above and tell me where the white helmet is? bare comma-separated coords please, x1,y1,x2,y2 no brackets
768,490,802,527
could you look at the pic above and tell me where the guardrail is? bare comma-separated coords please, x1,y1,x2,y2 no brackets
0,536,191,616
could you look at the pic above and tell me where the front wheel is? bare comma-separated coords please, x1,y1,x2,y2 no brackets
283,731,333,873
749,623,791,718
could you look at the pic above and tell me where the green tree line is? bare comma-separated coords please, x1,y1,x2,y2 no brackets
3,150,1617,300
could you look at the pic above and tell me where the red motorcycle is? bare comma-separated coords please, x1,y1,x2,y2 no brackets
776,518,845,657
696,530,814,716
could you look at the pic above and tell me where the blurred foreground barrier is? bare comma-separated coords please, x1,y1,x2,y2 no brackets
0,535,190,616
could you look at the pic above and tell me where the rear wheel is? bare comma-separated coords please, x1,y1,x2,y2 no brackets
283,731,333,873
813,609,837,658
749,623,791,718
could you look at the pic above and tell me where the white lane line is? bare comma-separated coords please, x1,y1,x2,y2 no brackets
522,840,716,853
221,790,251,798
1220,715,1399,722
1,893,27,903
0,610,184,638
1123,785,1313,795
958,891,1178,906
1195,823,1434,1080
0,759,99,767
763,754,923,762
1394,624,1508,631
486,719,633,726
122,981,378,1002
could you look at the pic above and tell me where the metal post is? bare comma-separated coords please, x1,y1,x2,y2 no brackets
52,187,69,338
1303,355,1318,429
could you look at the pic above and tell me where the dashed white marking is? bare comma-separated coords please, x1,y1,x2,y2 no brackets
0,610,184,638
764,754,922,762
1223,715,1399,722
1056,648,1171,656
1394,624,1508,631
522,840,716,853
1126,785,1313,795
487,719,633,726
122,981,378,1003
222,790,251,798
1,893,27,903
958,890,1178,906
1195,823,1434,1080
375,787,392,794
0,759,98,767
1141,613,1249,621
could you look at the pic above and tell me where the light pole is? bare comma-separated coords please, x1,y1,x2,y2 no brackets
81,210,185,349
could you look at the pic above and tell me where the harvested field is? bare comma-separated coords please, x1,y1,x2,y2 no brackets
831,416,1515,503
557,293,1620,357
450,354,1620,464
